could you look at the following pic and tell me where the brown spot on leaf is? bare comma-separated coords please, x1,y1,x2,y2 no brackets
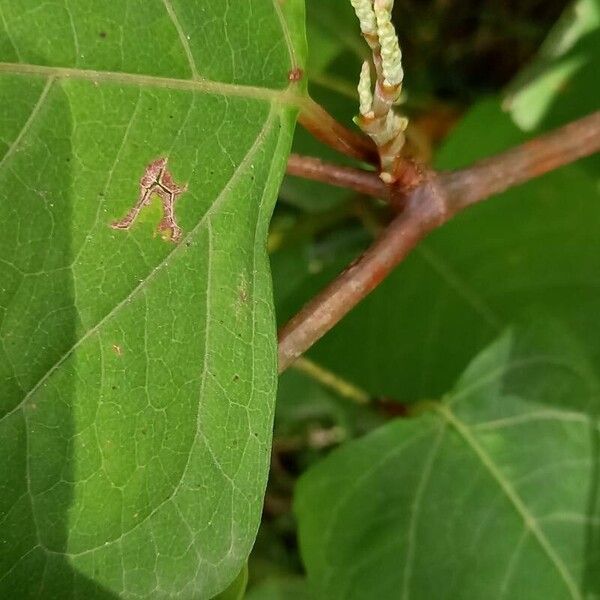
288,67,304,82
111,157,187,243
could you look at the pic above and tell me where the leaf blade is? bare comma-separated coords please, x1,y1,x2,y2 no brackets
0,1,306,597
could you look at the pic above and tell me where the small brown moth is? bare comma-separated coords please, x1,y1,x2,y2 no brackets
111,157,187,242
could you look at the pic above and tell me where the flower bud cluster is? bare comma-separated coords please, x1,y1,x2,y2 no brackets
350,0,407,180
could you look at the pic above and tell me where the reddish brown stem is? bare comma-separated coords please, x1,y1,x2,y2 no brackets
299,97,379,164
287,154,388,199
278,110,600,372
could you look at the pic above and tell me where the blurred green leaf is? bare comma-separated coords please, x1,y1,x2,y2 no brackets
505,0,600,131
304,0,364,74
0,0,305,597
280,95,600,402
296,323,600,599
246,577,312,600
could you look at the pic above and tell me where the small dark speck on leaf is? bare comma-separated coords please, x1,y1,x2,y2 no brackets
111,385,117,390
99,31,107,38
233,374,239,382
185,241,191,247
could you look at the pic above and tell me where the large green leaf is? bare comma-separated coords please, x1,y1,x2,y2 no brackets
296,323,600,599
0,1,305,597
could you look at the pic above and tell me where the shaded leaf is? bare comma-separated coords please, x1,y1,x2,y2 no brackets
278,96,600,402
275,0,600,401
246,577,312,600
296,323,600,599
505,0,600,131
0,0,305,597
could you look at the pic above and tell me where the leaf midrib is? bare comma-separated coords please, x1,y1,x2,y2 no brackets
0,62,307,107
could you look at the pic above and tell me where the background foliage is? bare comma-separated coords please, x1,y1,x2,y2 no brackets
259,0,600,598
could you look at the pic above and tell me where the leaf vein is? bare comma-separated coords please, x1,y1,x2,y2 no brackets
0,62,304,106
160,0,199,79
402,424,446,600
271,0,297,69
0,76,54,171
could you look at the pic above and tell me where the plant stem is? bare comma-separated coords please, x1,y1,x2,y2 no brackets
298,97,379,164
287,154,387,199
278,110,600,372
292,357,371,405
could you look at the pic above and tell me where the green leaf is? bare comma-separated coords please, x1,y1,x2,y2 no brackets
0,1,306,597
297,31,600,399
212,564,248,600
246,577,312,600
505,0,600,132
295,323,600,599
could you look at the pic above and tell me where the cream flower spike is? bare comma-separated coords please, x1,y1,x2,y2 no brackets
358,61,374,117
351,0,408,182
350,0,377,38
374,0,403,90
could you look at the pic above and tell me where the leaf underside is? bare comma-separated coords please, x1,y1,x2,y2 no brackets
296,323,600,599
0,1,306,598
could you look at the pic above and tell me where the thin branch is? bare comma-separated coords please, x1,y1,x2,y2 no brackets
278,110,600,372
287,153,387,199
442,112,600,212
286,153,425,212
298,97,379,164
292,357,371,405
